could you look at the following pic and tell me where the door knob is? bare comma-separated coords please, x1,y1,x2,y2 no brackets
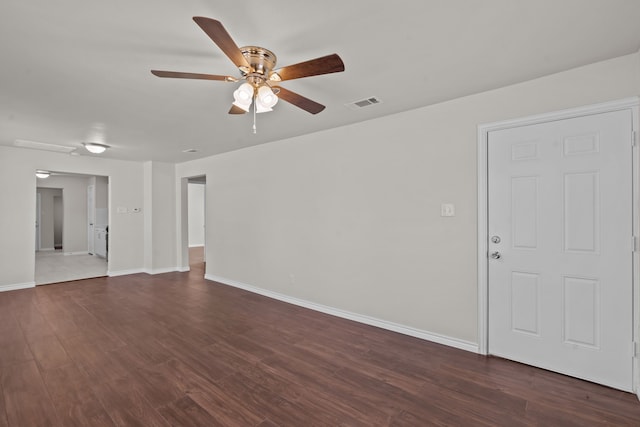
490,251,501,259
491,235,501,244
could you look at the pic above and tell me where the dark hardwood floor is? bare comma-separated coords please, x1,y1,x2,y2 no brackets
1,252,640,426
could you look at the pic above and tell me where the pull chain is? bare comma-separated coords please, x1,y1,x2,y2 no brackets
252,95,257,134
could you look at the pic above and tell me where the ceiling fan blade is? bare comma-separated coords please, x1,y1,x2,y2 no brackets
228,104,247,115
151,70,237,81
273,86,325,114
193,17,251,70
270,54,344,82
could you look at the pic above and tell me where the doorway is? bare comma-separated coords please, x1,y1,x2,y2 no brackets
179,175,206,273
35,172,109,285
477,98,639,392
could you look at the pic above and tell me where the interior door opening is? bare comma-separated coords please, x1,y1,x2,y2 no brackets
35,171,110,285
182,175,206,275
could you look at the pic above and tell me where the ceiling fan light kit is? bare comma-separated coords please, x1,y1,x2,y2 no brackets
151,17,345,133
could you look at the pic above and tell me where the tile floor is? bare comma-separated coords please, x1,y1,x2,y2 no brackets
35,250,107,285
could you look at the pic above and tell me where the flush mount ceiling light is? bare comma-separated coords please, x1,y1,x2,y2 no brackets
35,170,50,179
82,142,109,154
151,17,344,133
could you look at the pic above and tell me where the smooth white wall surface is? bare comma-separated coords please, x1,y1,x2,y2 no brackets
143,161,177,273
95,176,108,209
176,53,640,345
188,183,205,247
0,146,146,287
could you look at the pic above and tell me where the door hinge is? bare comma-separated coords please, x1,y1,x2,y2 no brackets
633,130,639,147
633,236,639,252
634,341,640,358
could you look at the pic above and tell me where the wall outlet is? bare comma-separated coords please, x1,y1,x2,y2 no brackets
441,203,455,217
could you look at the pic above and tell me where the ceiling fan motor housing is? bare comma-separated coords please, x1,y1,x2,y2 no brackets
240,46,277,85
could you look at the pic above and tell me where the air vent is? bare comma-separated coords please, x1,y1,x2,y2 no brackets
14,139,77,153
345,96,383,110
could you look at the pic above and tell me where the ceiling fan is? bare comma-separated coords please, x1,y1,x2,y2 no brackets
151,17,345,118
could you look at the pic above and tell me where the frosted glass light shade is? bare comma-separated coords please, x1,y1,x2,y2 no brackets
232,83,254,112
83,143,109,154
255,86,278,113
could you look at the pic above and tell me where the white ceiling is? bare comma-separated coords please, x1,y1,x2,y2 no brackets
2,0,640,162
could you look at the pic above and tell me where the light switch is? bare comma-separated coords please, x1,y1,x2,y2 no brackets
441,203,455,217
117,206,127,214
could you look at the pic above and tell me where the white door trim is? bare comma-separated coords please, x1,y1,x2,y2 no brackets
477,97,639,392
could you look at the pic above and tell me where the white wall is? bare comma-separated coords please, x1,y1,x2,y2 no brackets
188,183,205,247
143,161,177,273
176,52,640,348
0,147,147,289
95,175,109,226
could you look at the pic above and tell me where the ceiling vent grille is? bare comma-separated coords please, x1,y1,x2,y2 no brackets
14,139,77,153
345,96,383,110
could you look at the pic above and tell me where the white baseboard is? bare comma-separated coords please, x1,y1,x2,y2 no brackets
108,268,145,277
64,251,89,256
177,266,190,272
188,244,205,248
205,274,479,354
0,282,36,292
108,267,184,277
38,247,55,252
146,267,181,275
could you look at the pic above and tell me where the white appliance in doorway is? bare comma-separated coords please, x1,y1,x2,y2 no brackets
478,98,639,392
94,226,107,258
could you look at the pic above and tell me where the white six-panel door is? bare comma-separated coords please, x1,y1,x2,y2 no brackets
488,109,634,391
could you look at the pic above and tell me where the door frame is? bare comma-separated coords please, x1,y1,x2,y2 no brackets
178,175,207,273
477,97,640,392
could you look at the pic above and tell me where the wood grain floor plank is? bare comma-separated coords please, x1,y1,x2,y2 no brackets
0,337,33,369
125,362,190,410
257,354,394,423
218,370,343,427
91,376,170,427
157,396,226,427
184,383,264,426
61,335,135,384
49,387,116,427
28,334,71,372
155,340,232,385
42,362,93,401
2,361,61,427
0,371,8,427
